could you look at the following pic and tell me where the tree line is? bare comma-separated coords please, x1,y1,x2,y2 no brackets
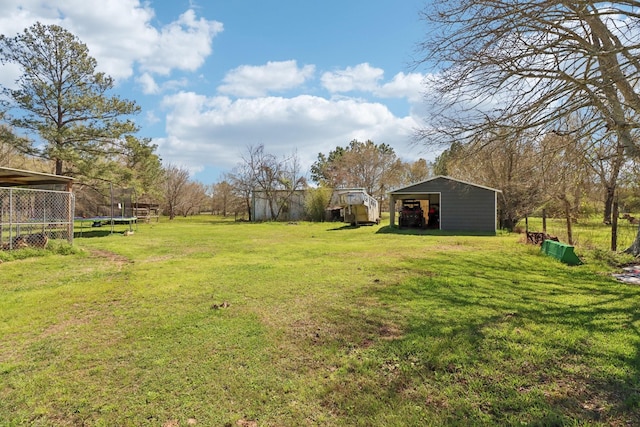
210,142,432,222
4,7,640,255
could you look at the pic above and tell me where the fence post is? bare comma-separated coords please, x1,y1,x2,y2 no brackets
611,198,618,252
9,188,13,249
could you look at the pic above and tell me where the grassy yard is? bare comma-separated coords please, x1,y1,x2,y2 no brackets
1,216,639,426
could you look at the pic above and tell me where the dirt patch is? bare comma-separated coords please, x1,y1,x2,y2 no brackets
379,323,404,341
41,316,92,337
142,255,174,263
40,303,122,340
359,325,404,348
86,248,133,268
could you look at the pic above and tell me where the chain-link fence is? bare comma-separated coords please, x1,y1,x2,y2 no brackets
0,187,75,250
74,186,135,218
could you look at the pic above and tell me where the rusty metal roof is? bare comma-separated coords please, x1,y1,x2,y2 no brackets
0,166,74,188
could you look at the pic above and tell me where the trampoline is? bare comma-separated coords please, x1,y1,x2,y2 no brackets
74,184,142,237
75,216,137,236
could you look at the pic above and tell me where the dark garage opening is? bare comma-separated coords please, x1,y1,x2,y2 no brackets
397,194,440,230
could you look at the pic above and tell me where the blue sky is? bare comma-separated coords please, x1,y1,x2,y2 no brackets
0,0,435,184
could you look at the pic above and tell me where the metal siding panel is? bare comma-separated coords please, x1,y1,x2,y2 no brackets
442,183,496,232
253,196,269,221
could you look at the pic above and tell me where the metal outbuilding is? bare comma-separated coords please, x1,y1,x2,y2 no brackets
388,176,501,233
0,167,75,248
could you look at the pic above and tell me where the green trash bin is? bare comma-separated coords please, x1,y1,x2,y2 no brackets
541,240,582,265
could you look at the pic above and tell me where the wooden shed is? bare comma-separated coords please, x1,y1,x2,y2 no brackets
388,176,501,233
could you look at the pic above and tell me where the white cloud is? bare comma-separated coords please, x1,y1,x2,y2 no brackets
136,72,189,95
218,60,316,98
321,64,427,104
321,63,384,93
0,2,432,183
0,0,61,35
0,1,222,81
140,9,223,76
0,62,22,90
156,91,422,177
137,73,160,95
145,110,161,125
374,72,425,102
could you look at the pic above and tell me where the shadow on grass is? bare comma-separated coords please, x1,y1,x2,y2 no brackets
327,224,378,231
327,224,360,231
74,229,119,238
376,225,497,236
318,254,640,425
74,228,136,238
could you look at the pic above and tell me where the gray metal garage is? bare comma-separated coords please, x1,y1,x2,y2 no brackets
388,176,501,233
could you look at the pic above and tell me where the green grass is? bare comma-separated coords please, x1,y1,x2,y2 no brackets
1,216,639,426
520,215,640,252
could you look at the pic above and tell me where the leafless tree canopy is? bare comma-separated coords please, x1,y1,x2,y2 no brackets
417,1,640,155
228,145,307,221
163,164,190,220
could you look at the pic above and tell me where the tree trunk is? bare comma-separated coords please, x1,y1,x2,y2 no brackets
501,217,517,231
611,198,618,252
624,225,640,256
55,158,63,175
245,199,252,221
563,198,573,245
603,184,616,224
268,195,278,221
222,194,227,217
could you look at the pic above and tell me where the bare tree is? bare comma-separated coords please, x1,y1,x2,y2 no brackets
175,181,209,217
211,180,232,216
244,145,282,220
539,132,593,244
236,145,306,221
436,129,544,230
275,148,308,220
226,164,255,220
585,132,628,224
417,0,640,253
162,164,190,220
